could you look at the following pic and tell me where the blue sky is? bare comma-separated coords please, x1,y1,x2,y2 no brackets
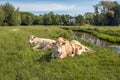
0,0,120,16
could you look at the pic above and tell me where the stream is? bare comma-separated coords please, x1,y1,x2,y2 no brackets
73,32,120,53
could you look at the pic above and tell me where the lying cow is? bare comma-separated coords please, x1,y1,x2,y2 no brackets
51,37,74,59
29,35,56,50
70,40,92,55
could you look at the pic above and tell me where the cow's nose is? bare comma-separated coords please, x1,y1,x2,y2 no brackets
29,40,32,44
57,51,60,54
29,41,31,44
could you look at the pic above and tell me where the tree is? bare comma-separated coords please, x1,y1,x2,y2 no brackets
21,12,34,25
48,12,54,25
43,14,52,25
1,3,21,26
75,15,84,26
38,15,43,25
84,12,94,25
33,15,43,25
47,12,62,25
94,1,117,26
61,15,70,25
26,15,33,25
53,15,62,25
0,5,5,25
106,10,115,25
98,1,115,14
8,8,21,26
2,3,15,26
14,8,21,25
112,2,120,25
93,5,100,25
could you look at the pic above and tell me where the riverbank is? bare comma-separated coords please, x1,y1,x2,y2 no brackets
62,26,120,43
73,31,120,53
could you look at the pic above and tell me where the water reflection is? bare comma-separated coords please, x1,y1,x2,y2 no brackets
73,32,120,53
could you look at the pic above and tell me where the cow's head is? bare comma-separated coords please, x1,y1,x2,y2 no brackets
52,37,68,58
75,45,84,55
28,35,36,44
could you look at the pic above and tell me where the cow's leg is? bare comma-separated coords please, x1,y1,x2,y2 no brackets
59,53,67,59
33,45,40,50
43,45,52,50
51,52,55,58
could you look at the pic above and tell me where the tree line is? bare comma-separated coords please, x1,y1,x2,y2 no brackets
0,1,120,26
94,1,120,26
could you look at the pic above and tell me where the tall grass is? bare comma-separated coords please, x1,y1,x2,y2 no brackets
0,26,120,80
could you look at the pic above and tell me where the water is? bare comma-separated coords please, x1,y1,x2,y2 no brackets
73,32,120,53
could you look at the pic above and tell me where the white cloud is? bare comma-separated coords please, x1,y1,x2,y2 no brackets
12,2,75,11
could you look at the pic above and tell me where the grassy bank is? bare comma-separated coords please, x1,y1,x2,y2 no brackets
0,26,120,80
62,26,120,43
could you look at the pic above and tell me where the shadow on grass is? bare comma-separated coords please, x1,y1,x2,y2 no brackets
37,53,52,63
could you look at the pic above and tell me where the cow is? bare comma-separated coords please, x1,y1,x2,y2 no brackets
51,37,74,59
70,40,92,55
29,35,56,50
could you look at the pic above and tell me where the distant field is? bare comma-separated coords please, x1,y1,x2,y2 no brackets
0,26,120,80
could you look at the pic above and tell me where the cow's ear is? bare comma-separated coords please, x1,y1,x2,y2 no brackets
51,42,56,45
62,42,66,45
34,36,36,38
63,38,66,41
78,45,82,50
79,47,82,50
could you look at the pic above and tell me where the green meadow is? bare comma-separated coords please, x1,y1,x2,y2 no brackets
0,26,120,80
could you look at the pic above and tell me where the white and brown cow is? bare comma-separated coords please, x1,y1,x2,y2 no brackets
70,40,92,55
51,37,74,59
29,35,56,50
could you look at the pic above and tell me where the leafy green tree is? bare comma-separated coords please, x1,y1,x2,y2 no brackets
2,3,15,25
94,1,119,26
21,14,27,25
2,3,21,26
112,2,120,25
93,4,102,25
21,12,34,25
43,14,52,25
99,1,115,14
33,15,43,25
14,8,21,25
8,8,21,26
54,15,62,25
47,12,62,25
106,10,115,25
48,12,54,25
38,15,44,25
84,12,94,25
75,15,84,26
26,15,32,25
61,15,70,25
0,5,5,25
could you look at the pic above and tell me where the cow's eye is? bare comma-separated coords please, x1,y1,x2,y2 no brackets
79,47,82,50
62,42,65,45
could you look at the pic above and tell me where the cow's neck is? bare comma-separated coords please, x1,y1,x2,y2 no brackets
69,42,75,55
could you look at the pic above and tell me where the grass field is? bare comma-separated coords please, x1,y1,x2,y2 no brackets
0,26,120,80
